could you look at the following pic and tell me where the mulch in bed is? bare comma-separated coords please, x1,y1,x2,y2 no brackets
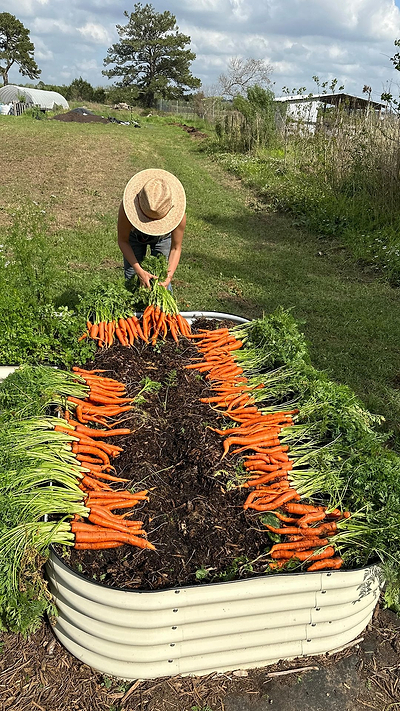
58,320,268,590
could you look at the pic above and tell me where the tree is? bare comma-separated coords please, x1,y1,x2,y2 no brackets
69,77,95,102
218,57,272,99
390,39,400,72
0,13,40,86
103,3,201,108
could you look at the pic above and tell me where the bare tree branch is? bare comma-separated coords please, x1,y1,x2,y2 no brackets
218,56,272,99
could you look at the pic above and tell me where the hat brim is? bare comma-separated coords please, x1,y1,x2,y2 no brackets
123,169,186,236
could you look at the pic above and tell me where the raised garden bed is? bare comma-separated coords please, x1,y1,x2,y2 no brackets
42,312,383,679
1,308,395,680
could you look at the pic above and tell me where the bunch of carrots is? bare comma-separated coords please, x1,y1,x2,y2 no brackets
58,366,155,552
79,309,191,348
185,326,347,573
81,314,146,348
66,366,135,426
263,503,348,572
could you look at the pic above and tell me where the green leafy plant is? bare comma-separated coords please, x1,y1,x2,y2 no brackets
134,377,162,406
163,369,177,411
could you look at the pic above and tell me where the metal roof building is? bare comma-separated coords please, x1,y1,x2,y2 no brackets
274,92,386,133
0,85,69,110
275,92,385,112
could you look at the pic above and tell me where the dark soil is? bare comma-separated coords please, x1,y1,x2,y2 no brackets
170,122,208,139
0,605,399,711
58,319,267,590
52,111,109,123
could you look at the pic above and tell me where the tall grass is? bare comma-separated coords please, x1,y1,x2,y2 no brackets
208,102,400,285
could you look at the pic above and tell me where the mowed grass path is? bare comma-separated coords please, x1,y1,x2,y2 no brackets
0,116,399,434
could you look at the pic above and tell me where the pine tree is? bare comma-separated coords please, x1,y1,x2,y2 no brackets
103,3,200,108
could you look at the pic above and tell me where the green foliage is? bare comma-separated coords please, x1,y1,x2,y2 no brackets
69,76,97,102
0,12,40,85
103,2,201,107
214,85,276,153
195,565,213,581
4,202,57,304
0,204,97,366
78,278,137,324
0,288,95,368
0,365,89,420
240,306,310,368
217,556,254,582
134,376,162,406
209,112,400,286
103,84,139,106
35,79,106,104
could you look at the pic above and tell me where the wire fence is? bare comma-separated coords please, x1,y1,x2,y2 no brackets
155,98,232,123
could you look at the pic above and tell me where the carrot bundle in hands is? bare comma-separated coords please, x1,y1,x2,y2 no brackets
81,309,191,349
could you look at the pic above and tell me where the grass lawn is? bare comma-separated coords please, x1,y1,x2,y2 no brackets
0,113,399,439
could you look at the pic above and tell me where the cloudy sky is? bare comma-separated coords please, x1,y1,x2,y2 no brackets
4,0,400,102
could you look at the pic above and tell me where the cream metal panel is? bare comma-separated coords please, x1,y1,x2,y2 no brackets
49,586,376,646
47,552,382,679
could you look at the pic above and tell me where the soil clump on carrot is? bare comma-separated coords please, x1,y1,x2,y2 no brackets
58,320,267,589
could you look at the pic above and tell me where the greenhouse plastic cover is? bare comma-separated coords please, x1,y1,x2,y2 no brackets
0,85,69,110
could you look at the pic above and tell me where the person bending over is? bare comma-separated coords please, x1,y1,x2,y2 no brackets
118,168,186,289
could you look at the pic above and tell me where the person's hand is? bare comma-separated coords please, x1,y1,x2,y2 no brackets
159,278,171,289
137,269,156,289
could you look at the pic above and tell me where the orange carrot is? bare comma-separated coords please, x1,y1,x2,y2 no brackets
271,546,335,561
284,503,326,515
176,313,191,336
306,557,343,571
72,527,155,550
88,512,144,535
128,315,145,341
297,512,327,527
98,321,105,347
74,541,123,550
74,425,131,438
269,539,330,555
72,444,110,465
76,454,105,466
248,489,301,511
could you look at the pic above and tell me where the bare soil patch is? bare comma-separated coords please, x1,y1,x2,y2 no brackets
52,111,109,124
170,122,208,139
0,121,135,229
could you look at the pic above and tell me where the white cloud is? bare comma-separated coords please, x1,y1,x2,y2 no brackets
77,22,111,45
7,0,50,15
31,18,75,35
31,36,53,62
229,0,249,22
4,0,400,101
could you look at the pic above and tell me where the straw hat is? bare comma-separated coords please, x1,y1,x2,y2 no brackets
123,169,186,236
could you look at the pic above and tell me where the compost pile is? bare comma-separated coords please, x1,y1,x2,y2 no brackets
61,324,265,590
52,109,109,124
